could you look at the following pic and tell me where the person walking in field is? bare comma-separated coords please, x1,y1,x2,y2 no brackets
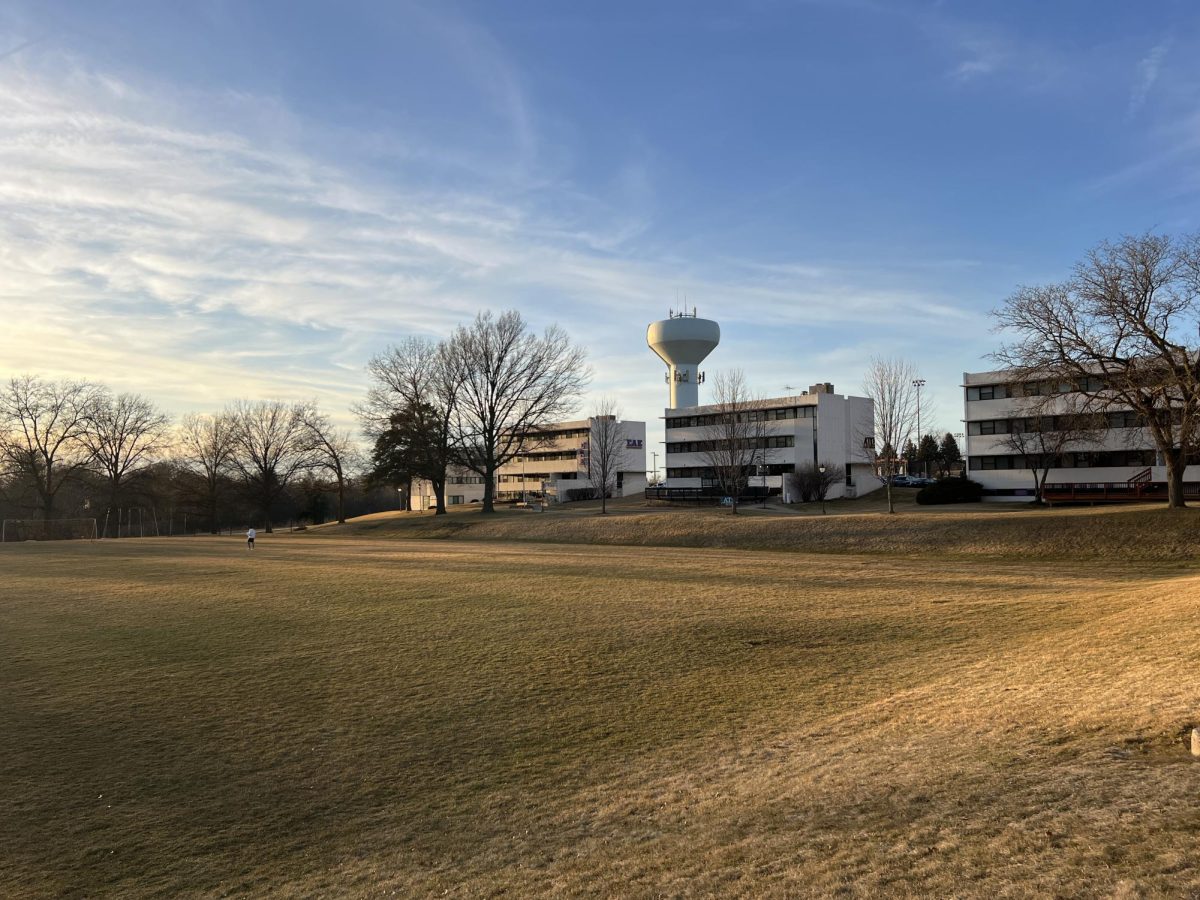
246,527,256,550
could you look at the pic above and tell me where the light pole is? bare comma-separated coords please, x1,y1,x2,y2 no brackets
954,432,965,478
819,463,827,515
650,450,659,485
912,378,926,477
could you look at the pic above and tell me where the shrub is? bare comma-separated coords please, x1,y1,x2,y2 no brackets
915,479,984,505
564,487,599,502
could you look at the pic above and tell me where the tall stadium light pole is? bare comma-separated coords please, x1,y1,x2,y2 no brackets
912,378,926,477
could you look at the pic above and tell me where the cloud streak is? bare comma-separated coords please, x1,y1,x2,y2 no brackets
1128,38,1170,117
0,41,973,436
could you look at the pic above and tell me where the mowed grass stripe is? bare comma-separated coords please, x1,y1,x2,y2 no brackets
1,535,1198,897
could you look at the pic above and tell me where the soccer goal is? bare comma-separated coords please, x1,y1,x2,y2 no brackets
1,518,99,542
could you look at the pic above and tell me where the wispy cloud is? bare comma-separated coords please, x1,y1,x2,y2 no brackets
1127,38,1171,118
0,39,972,434
922,15,1069,91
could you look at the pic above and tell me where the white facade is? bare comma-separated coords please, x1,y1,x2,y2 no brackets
414,417,648,509
662,383,881,500
962,369,1193,499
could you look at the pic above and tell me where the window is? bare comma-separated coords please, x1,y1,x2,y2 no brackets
970,450,1157,471
966,384,1010,401
449,495,464,505
1109,410,1143,429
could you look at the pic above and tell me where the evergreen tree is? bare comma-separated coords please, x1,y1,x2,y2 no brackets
918,434,940,478
938,432,962,476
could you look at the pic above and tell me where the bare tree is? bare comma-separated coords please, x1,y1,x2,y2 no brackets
0,376,100,521
448,310,589,514
81,392,171,535
994,232,1200,507
360,337,461,515
586,397,629,514
300,405,360,524
862,357,919,513
178,412,238,533
788,461,844,506
228,400,316,532
698,370,767,515
995,408,1106,503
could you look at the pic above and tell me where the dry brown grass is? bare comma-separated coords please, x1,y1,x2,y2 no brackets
320,499,1200,562
2,532,1200,897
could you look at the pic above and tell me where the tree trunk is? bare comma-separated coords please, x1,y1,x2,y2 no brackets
1165,451,1186,508
886,481,895,514
482,472,495,514
42,466,55,523
336,475,346,523
432,479,447,515
108,487,120,537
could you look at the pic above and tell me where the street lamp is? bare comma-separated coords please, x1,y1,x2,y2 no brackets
912,378,927,477
819,463,827,515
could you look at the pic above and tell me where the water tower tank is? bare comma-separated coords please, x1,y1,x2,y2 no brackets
647,312,721,409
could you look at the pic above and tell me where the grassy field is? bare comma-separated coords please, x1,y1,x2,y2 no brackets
319,496,1200,561
3,517,1200,897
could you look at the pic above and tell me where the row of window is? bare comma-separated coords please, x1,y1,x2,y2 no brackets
966,376,1108,402
523,428,590,441
666,464,798,478
447,475,487,485
498,471,580,483
969,450,1157,470
967,410,1144,435
511,451,580,463
665,435,796,454
666,406,816,429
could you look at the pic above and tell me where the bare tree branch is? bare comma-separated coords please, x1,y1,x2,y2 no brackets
861,357,918,514
0,375,101,521
992,231,1200,507
447,310,589,513
586,397,629,515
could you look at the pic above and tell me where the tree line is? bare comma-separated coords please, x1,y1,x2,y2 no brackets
0,308,598,533
0,378,362,534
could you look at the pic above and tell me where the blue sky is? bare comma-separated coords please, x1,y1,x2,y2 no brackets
2,1,1198,449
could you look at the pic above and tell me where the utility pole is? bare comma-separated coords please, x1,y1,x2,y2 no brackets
912,378,926,477
650,450,659,484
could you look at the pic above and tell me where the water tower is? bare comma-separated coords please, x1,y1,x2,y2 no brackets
647,309,721,409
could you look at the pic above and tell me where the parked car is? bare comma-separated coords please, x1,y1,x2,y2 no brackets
888,475,918,487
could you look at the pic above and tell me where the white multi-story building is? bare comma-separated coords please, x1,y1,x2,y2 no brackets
661,383,880,500
962,369,1192,500
413,417,648,509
